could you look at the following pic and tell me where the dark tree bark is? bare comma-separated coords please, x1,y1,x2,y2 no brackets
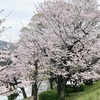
49,72,55,90
31,83,34,96
57,75,67,100
60,77,66,100
49,78,54,90
31,60,39,100
57,75,62,96
20,87,27,99
31,82,38,100
34,82,38,100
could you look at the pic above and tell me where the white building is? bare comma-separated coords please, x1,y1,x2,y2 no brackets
0,49,11,66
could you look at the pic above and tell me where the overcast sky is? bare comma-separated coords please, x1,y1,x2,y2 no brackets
0,0,100,43
0,0,44,42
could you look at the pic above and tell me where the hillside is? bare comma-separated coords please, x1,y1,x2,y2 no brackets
66,81,100,100
0,40,13,50
24,81,100,100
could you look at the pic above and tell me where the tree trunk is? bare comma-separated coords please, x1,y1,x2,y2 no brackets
34,83,38,100
20,87,27,99
31,83,34,96
31,60,39,100
60,77,66,100
31,82,38,100
49,78,53,90
57,75,62,96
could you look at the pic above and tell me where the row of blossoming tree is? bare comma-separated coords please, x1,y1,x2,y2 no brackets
0,0,100,100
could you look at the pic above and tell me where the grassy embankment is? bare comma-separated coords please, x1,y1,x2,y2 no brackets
66,81,100,100
24,81,100,100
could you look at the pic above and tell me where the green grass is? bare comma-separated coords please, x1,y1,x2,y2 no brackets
66,81,100,100
24,81,100,100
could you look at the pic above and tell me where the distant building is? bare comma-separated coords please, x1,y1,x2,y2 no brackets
0,40,13,66
0,49,11,61
0,49,12,66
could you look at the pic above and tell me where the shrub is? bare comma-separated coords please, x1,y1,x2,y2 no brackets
8,92,19,100
65,85,73,96
73,84,85,92
73,85,78,92
39,90,59,100
83,79,93,86
79,84,84,92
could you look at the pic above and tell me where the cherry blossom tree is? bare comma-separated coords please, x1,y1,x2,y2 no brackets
0,9,29,99
13,0,100,100
29,0,100,100
11,27,49,100
0,0,100,100
0,46,33,99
